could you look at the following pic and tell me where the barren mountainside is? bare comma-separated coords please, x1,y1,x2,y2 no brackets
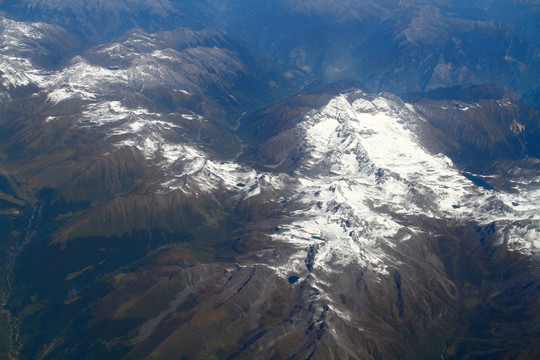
0,1,539,359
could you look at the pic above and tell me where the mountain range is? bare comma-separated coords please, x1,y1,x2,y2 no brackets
0,1,539,359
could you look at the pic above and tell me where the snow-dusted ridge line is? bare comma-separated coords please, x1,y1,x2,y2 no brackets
271,91,540,279
0,17,282,202
1,17,247,104
0,17,74,89
1,16,538,271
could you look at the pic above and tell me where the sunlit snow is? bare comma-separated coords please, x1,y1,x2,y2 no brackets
272,92,540,280
1,15,538,278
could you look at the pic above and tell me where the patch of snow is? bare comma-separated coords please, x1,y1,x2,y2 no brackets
47,58,131,103
506,224,540,256
174,89,192,95
405,103,415,112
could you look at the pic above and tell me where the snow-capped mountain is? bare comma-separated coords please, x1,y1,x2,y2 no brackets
0,16,79,90
0,15,307,202
4,0,540,107
230,86,540,358
0,5,539,360
1,17,304,114
269,91,540,278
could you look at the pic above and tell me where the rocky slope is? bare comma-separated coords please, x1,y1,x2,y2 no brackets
0,3,539,360
2,0,540,107
2,78,540,359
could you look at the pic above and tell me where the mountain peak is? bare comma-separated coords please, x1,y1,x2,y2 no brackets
0,3,539,359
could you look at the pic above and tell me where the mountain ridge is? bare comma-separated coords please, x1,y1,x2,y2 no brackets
0,3,538,359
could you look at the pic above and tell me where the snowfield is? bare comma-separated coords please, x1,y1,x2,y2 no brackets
270,92,540,279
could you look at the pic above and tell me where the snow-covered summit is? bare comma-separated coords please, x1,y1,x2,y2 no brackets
267,91,540,280
0,16,78,88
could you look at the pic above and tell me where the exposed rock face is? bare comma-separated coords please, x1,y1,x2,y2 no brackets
0,3,539,360
3,78,539,359
3,0,540,105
